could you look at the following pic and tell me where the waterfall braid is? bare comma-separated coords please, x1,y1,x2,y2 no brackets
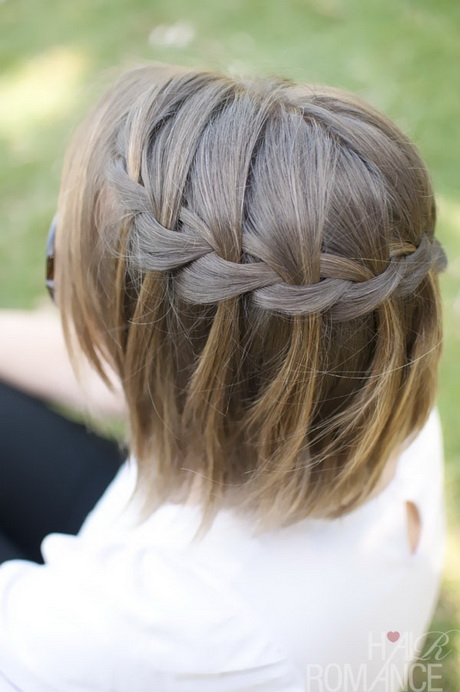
56,62,448,537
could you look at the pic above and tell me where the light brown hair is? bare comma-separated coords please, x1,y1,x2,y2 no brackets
56,62,447,538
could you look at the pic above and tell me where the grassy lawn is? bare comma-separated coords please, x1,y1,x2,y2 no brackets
1,0,459,686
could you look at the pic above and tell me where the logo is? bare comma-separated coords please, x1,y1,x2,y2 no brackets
303,629,459,691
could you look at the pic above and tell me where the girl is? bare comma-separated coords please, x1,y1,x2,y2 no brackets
0,61,448,691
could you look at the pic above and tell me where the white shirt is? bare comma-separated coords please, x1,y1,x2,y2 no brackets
0,407,446,692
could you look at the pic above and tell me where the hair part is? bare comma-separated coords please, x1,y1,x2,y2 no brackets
56,62,447,539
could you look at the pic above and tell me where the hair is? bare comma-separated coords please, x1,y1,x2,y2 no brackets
56,61,447,539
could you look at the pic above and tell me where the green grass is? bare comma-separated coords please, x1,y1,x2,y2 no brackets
1,0,459,686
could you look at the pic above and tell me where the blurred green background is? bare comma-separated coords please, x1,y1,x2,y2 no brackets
1,0,459,687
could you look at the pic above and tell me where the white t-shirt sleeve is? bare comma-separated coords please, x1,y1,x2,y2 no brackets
0,530,301,692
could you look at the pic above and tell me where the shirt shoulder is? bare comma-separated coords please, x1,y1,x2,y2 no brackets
0,528,302,691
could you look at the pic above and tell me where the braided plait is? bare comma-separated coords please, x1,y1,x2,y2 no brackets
56,63,449,535
111,164,447,322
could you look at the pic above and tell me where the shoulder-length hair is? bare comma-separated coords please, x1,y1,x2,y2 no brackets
56,62,447,538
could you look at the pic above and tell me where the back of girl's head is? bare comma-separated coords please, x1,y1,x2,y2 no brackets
56,62,447,537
